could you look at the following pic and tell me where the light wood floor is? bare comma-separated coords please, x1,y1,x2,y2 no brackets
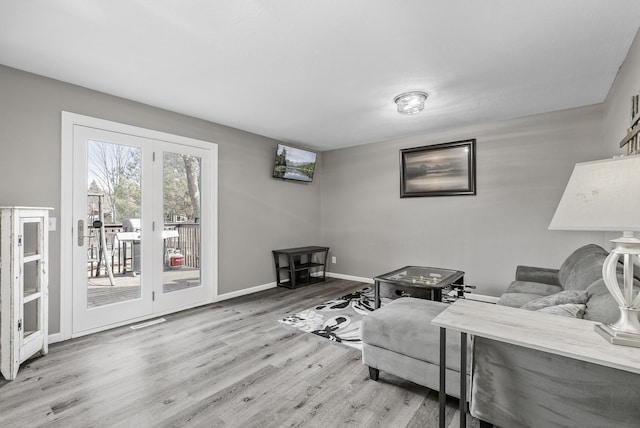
0,278,479,427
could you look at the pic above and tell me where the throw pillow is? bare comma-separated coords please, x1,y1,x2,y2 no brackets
520,290,588,311
538,303,586,318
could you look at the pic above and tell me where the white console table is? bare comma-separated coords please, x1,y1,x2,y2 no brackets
431,299,640,428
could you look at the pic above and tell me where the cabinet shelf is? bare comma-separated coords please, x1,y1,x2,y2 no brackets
23,290,42,304
23,254,42,264
273,246,329,290
279,262,325,272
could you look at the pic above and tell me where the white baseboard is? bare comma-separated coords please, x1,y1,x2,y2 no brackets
53,276,365,343
215,273,371,303
48,333,62,344
216,281,277,302
326,272,374,284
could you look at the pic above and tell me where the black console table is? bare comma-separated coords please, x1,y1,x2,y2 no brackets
273,246,330,289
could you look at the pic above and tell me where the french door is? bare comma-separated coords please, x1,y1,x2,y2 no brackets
71,124,213,334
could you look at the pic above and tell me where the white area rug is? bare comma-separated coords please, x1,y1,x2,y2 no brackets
278,286,380,350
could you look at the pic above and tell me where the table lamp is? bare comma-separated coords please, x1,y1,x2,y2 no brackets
549,155,640,347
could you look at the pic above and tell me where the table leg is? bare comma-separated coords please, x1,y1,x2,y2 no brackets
288,255,295,289
460,332,467,428
439,327,446,428
131,242,137,277
273,252,281,286
374,280,380,309
122,242,128,274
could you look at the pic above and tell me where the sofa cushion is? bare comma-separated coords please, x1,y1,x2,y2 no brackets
503,280,563,296
583,279,626,324
537,303,586,318
515,265,561,285
361,297,464,367
558,244,608,290
497,292,553,308
520,290,588,310
498,281,563,308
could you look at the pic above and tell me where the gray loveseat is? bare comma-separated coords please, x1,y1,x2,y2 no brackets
496,243,619,323
472,243,640,428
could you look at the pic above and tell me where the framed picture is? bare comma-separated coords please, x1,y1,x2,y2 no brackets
400,139,476,197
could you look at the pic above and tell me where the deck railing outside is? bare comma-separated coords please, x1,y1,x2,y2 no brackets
88,222,200,276
165,222,200,268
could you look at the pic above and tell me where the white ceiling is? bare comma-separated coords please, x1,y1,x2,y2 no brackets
1,1,640,151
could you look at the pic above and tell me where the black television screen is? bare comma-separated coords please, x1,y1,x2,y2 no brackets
272,144,317,182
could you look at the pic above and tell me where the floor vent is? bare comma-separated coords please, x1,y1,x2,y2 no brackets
130,318,166,330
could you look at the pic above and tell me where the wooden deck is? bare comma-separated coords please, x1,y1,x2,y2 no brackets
87,268,200,308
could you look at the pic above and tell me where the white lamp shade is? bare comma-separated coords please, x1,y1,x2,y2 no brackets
549,155,640,232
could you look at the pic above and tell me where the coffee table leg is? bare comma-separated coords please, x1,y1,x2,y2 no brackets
374,280,380,309
439,327,446,428
460,332,467,428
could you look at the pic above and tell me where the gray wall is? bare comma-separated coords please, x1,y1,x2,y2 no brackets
3,26,638,334
320,105,608,297
604,28,640,156
0,65,322,334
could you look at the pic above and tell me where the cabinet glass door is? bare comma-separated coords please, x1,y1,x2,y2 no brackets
19,215,47,363
21,219,43,341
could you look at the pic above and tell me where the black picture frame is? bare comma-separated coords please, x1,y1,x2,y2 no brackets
400,139,476,197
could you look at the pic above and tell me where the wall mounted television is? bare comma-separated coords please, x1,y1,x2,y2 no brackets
272,144,317,182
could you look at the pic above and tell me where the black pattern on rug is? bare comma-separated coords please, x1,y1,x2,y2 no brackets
278,286,382,350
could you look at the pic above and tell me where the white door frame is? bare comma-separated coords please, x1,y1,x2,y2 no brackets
60,111,218,340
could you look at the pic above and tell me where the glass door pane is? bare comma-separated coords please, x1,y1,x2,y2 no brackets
162,152,201,294
86,140,143,308
73,125,153,334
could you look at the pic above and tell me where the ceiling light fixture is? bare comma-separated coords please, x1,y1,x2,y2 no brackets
394,91,428,115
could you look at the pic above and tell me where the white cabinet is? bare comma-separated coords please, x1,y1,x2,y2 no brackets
1,207,52,380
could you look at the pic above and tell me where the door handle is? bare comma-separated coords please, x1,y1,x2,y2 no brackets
77,219,92,246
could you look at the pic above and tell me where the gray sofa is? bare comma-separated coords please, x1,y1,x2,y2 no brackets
361,244,640,427
496,243,620,323
472,243,640,428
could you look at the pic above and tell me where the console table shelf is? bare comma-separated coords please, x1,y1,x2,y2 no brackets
273,246,329,289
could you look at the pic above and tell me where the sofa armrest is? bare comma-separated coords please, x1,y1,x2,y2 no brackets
515,265,561,286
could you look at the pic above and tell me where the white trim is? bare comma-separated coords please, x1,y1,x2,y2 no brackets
70,300,213,338
60,112,74,341
48,333,62,344
62,111,217,149
60,111,219,341
326,272,374,284
216,282,277,302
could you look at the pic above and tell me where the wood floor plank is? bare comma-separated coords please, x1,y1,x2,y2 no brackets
0,279,477,427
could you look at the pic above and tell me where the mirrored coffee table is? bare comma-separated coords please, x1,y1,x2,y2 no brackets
373,265,464,309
